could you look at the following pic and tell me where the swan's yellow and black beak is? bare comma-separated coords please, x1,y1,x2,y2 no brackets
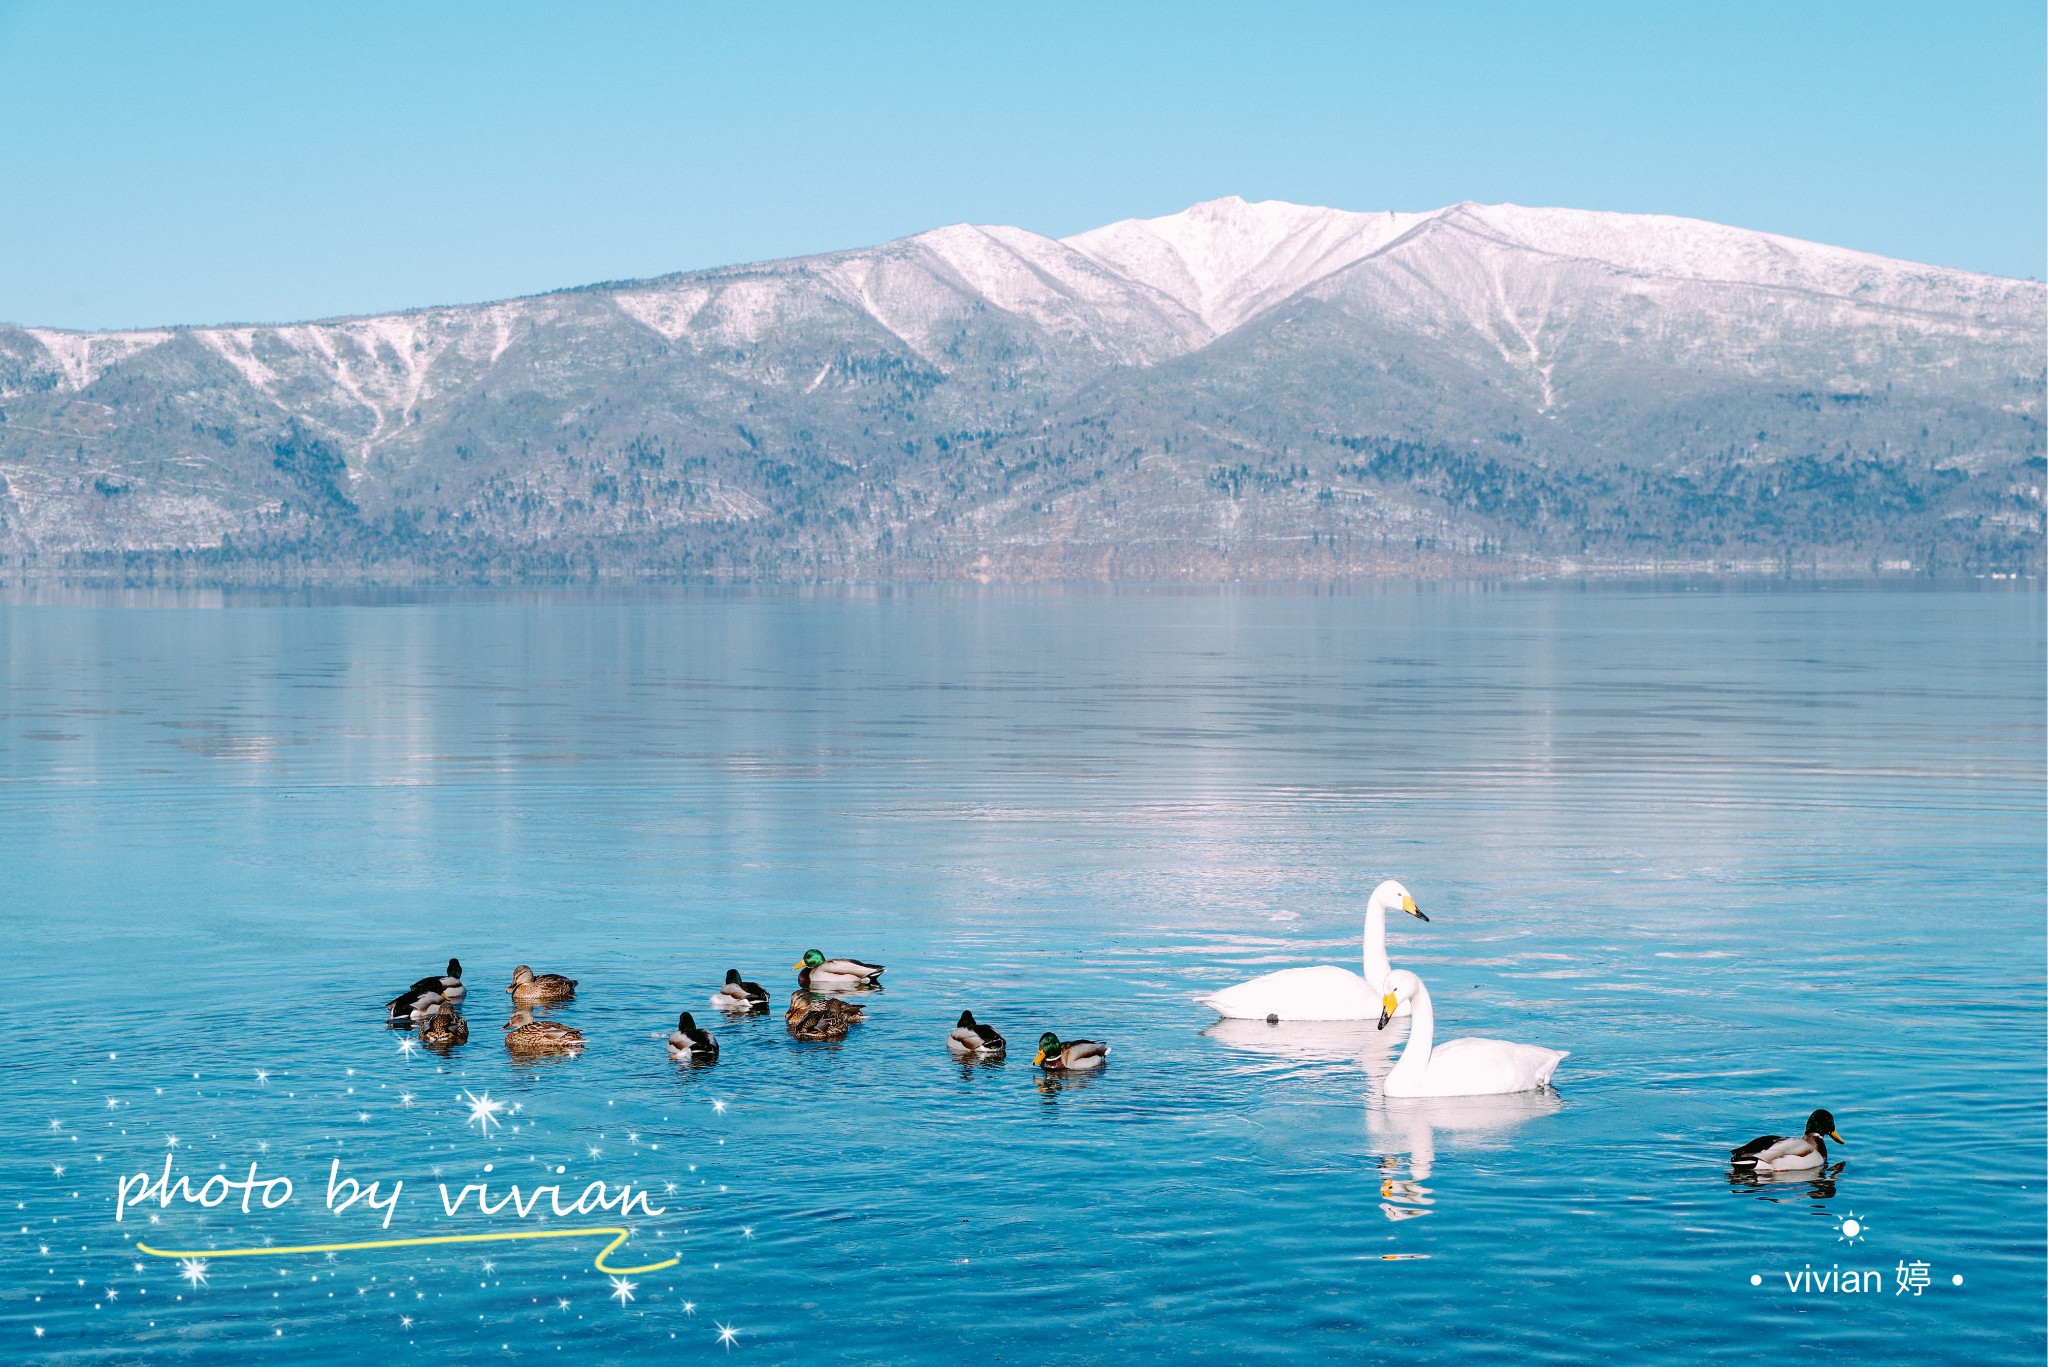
1400,893,1428,922
1377,991,1399,1030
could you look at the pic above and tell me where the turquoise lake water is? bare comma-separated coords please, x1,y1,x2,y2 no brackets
4,585,2042,1363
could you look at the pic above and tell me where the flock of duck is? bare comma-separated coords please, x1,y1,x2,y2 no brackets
383,949,1107,1071
382,874,1841,1170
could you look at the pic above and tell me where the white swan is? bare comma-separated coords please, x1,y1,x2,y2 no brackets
1197,879,1428,1020
1377,969,1567,1097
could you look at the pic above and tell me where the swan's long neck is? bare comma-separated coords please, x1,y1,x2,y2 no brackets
1387,978,1434,1087
1362,894,1393,990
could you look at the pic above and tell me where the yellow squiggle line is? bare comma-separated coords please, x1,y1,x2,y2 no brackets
135,1227,678,1275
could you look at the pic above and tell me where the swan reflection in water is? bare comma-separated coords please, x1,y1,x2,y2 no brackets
1727,1160,1846,1202
1367,1089,1566,1221
1200,1015,1407,1072
1198,1015,1564,1221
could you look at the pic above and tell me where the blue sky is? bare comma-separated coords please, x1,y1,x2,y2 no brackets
1,1,2041,330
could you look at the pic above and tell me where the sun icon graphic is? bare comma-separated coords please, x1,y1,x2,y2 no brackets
1835,1212,1867,1244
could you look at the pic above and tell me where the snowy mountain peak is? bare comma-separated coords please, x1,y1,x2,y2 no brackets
1062,196,1431,333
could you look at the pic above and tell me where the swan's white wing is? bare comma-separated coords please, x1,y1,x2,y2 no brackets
1197,965,1382,1021
1391,1037,1568,1097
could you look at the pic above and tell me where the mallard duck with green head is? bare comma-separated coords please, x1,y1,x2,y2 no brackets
1034,1031,1109,1071
792,949,883,990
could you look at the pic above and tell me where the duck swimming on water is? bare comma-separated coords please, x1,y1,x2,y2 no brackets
504,1006,584,1055
947,1010,1006,1058
786,978,865,1027
419,1001,469,1048
404,958,466,1005
508,965,577,1004
667,1011,719,1063
1730,1109,1844,1172
1033,1032,1109,1071
787,1001,851,1042
792,949,883,991
386,987,448,1028
710,969,770,1013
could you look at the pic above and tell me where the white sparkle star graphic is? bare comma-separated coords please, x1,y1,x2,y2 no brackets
105,1097,120,1110
400,1314,414,1329
741,1226,753,1239
481,1261,495,1274
682,1299,696,1316
710,1099,727,1115
399,1092,415,1108
47,1119,63,1132
357,1112,371,1123
397,1038,418,1060
461,1090,506,1135
586,1145,602,1159
104,1288,117,1301
258,1140,270,1153
716,1322,740,1349
556,1297,571,1311
51,1164,64,1176
255,1070,269,1084
164,1135,180,1149
178,1258,210,1288
608,1275,637,1306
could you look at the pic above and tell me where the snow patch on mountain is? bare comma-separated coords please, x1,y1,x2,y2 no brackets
25,328,172,390
1062,196,1430,333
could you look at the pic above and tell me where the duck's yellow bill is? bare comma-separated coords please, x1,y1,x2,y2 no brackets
1829,1130,1845,1143
791,960,805,970
1032,1049,1048,1066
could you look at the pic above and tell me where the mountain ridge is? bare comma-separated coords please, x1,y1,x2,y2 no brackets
0,197,2039,582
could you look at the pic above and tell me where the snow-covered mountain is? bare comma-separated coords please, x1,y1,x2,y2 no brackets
0,197,2038,580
